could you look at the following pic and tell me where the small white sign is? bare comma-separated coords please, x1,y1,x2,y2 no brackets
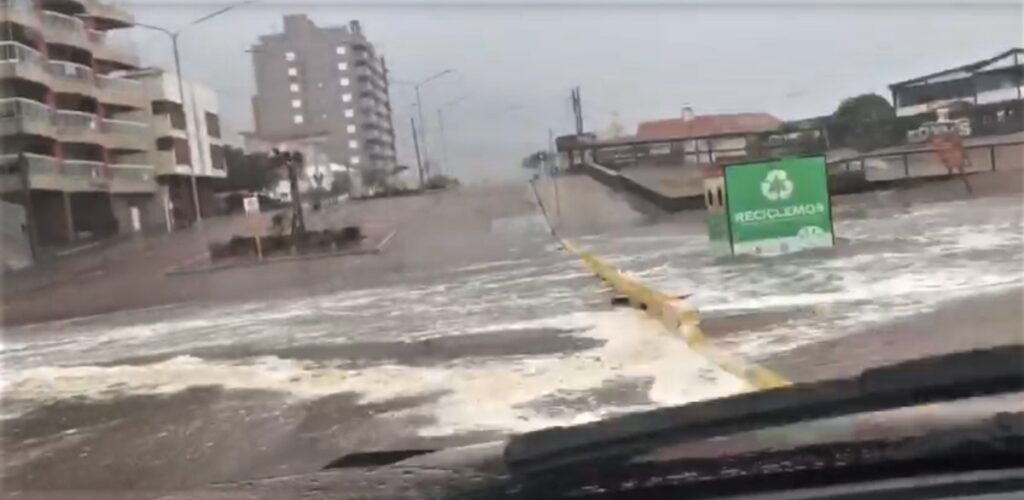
243,196,261,215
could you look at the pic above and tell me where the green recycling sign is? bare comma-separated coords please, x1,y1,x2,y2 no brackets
713,156,834,256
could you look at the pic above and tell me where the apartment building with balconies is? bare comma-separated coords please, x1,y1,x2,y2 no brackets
1,0,157,246
249,15,397,174
135,69,226,230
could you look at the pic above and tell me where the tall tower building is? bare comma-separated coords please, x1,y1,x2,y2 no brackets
250,15,397,172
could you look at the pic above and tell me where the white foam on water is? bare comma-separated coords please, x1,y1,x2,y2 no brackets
576,196,1023,361
1,310,748,435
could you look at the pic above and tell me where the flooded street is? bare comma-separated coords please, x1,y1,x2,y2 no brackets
2,180,1022,497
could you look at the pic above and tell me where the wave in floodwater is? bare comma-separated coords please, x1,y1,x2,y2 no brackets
1,310,748,435
581,196,1023,358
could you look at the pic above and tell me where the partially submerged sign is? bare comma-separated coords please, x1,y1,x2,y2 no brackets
704,156,834,257
243,195,261,216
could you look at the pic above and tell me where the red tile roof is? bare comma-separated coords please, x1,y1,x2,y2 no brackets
636,113,782,141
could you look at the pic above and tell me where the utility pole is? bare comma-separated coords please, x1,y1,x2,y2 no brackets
275,150,305,236
127,1,260,228
415,85,428,179
548,128,560,219
397,69,454,181
437,108,447,176
571,86,584,135
170,35,203,227
411,117,424,188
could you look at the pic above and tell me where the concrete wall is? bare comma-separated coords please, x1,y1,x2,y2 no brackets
110,193,165,234
30,191,72,245
1,199,32,270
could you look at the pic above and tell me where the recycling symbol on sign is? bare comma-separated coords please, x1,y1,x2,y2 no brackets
761,169,794,201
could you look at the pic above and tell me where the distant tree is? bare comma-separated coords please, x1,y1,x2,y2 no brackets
829,93,897,152
330,172,351,195
425,174,459,189
521,150,548,169
362,168,389,191
220,146,279,193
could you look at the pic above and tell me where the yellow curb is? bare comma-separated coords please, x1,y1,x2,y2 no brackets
562,239,791,391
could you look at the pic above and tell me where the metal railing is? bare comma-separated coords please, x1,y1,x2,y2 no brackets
828,139,1024,179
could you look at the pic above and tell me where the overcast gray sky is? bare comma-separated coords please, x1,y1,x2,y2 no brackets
124,1,1023,183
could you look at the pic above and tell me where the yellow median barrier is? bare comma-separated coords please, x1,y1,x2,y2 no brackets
562,239,791,391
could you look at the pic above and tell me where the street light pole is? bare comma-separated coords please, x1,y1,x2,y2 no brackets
411,116,424,188
169,32,203,227
436,107,446,176
435,94,469,177
415,85,427,178
129,0,259,228
398,69,454,182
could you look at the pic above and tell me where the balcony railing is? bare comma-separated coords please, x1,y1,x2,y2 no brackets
48,60,94,82
42,11,89,46
0,0,34,11
0,153,59,175
54,109,99,130
103,118,148,135
81,0,135,26
0,98,52,123
0,41,43,65
97,74,141,92
88,29,139,65
63,159,105,179
109,164,152,181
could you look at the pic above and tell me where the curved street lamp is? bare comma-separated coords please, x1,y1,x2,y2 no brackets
93,0,260,227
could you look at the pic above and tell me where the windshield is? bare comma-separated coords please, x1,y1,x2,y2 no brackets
1,1,1021,497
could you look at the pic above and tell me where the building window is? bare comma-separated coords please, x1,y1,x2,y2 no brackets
293,114,304,124
291,99,302,109
288,67,297,77
342,93,352,103
285,51,296,61
340,77,350,86
170,138,192,166
289,83,300,93
344,109,354,118
336,46,346,55
338,62,348,71
210,144,226,170
346,124,356,133
348,140,358,149
350,156,360,165
205,112,221,139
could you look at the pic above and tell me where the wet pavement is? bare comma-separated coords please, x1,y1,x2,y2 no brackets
2,175,1022,498
545,172,1024,382
0,184,748,498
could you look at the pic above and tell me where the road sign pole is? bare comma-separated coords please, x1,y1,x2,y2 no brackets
244,195,263,261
